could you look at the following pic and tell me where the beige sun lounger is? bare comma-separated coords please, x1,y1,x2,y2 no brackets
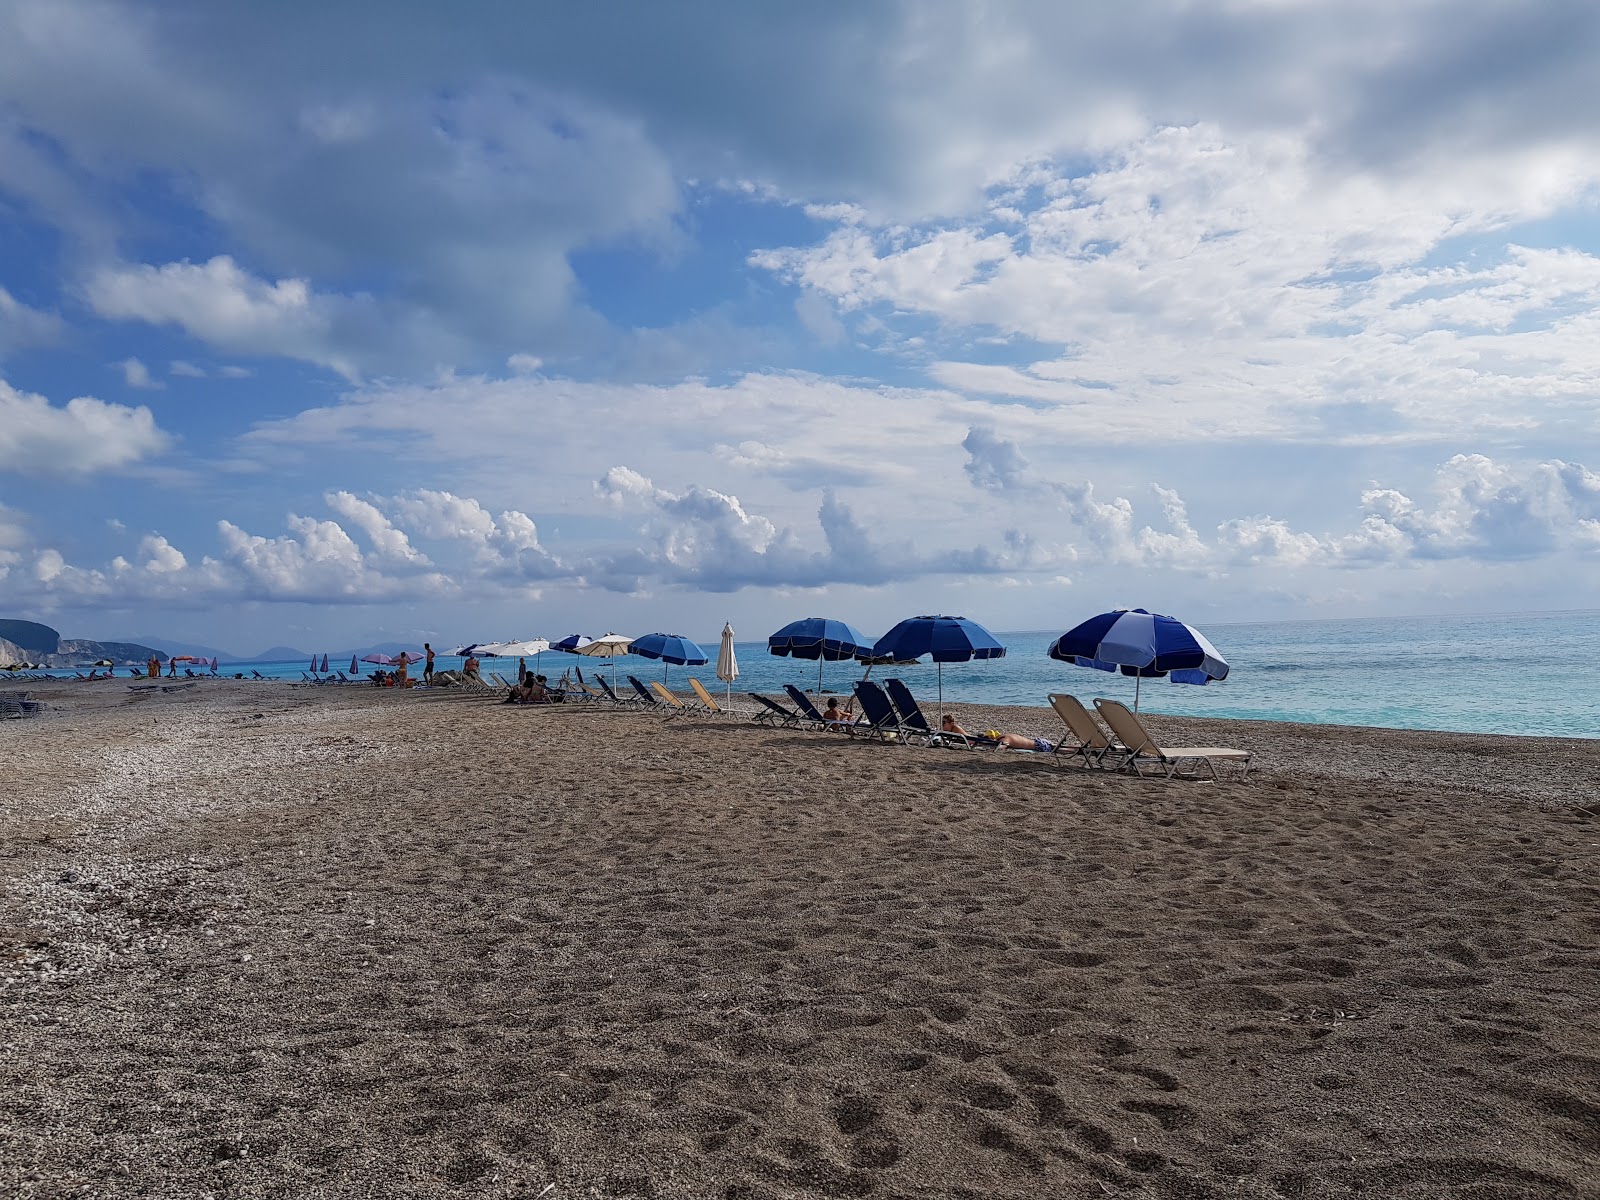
649,680,694,716
688,677,747,716
1047,693,1124,768
1093,698,1252,781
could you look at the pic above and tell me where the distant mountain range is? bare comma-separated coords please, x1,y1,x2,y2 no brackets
119,635,430,663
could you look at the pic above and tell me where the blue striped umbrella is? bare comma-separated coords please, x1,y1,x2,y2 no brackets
1048,608,1228,710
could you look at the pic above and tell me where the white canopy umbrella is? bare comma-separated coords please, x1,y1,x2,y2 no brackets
575,633,633,689
716,622,739,707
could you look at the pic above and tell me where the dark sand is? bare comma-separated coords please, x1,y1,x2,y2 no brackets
2,680,1597,1199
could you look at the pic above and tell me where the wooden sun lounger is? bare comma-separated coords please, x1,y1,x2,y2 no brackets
1093,698,1252,781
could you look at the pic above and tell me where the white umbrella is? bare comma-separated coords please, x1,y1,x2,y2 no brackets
575,633,633,689
716,622,739,707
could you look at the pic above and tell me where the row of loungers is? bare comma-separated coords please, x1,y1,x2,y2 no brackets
569,672,1251,782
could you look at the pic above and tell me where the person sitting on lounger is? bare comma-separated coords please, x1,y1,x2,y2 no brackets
942,714,1053,752
503,671,551,704
821,696,854,727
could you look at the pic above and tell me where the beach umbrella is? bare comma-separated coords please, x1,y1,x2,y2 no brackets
349,654,358,674
872,615,1007,723
628,632,709,685
91,659,114,667
309,654,318,673
1048,608,1228,712
576,634,633,689
361,653,399,666
552,634,593,653
319,653,330,673
767,616,875,693
717,622,739,706
210,657,219,672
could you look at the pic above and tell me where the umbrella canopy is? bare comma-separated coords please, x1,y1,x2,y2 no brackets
575,633,633,687
319,654,330,673
872,614,1007,721
629,632,709,682
349,654,359,674
768,616,875,692
1048,608,1229,711
872,615,1006,664
360,653,401,666
91,659,115,667
475,639,551,657
717,622,739,705
552,634,593,653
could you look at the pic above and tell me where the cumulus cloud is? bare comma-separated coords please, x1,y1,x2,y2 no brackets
589,464,1065,592
0,377,169,475
963,427,1600,572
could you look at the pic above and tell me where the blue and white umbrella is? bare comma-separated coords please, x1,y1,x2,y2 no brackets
872,614,1007,722
768,616,876,693
628,632,709,684
551,634,593,653
1048,607,1228,711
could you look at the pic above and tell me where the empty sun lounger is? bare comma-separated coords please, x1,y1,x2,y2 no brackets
851,680,923,743
649,681,696,716
748,692,804,727
1092,698,1253,781
688,677,743,716
627,675,663,708
782,684,835,730
1048,693,1124,768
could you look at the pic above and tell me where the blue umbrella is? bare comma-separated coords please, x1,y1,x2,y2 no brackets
629,632,709,684
552,634,593,653
871,614,1006,721
1048,608,1228,711
768,616,876,693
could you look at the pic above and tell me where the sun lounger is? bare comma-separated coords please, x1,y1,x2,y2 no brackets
1092,698,1252,781
782,684,836,730
595,677,636,705
882,678,996,749
649,681,695,716
851,680,923,743
748,692,804,727
0,695,42,718
1048,693,1124,767
688,677,743,716
627,675,662,708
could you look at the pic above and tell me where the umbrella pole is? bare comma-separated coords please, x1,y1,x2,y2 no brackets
1135,673,1141,713
818,656,823,695
938,662,944,726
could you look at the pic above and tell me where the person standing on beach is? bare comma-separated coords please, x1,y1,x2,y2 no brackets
424,643,434,683
147,655,160,679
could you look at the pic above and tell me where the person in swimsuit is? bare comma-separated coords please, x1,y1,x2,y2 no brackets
942,714,1053,751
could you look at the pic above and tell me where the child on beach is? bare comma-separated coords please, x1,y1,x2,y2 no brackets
821,697,853,728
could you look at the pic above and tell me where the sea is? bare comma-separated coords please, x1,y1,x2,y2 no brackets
19,611,1600,740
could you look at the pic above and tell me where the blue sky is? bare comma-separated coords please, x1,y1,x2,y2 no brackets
2,0,1599,654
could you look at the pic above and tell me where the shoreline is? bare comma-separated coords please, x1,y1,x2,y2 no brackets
3,683,1597,1197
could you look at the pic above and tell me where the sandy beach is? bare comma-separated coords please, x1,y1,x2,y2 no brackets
2,679,1596,1199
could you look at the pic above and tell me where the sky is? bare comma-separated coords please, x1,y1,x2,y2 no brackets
2,0,1599,654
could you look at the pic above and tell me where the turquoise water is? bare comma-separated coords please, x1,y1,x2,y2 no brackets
22,611,1600,738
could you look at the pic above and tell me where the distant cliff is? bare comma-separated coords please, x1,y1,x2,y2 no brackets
0,619,162,667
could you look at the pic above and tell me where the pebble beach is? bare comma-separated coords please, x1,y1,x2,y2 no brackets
2,680,1597,1199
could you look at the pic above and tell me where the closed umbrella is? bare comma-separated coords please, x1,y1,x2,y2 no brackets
319,654,330,674
872,614,1007,724
349,654,358,674
1048,608,1228,712
767,616,875,693
717,622,739,706
628,632,709,686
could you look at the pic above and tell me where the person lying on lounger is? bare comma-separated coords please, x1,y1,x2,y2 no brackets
942,714,1053,752
502,672,551,704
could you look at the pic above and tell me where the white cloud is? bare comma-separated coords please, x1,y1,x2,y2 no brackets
324,491,427,564
169,360,206,378
0,377,169,475
86,256,359,378
117,356,162,389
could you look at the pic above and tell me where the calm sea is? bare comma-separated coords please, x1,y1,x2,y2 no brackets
30,611,1600,739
